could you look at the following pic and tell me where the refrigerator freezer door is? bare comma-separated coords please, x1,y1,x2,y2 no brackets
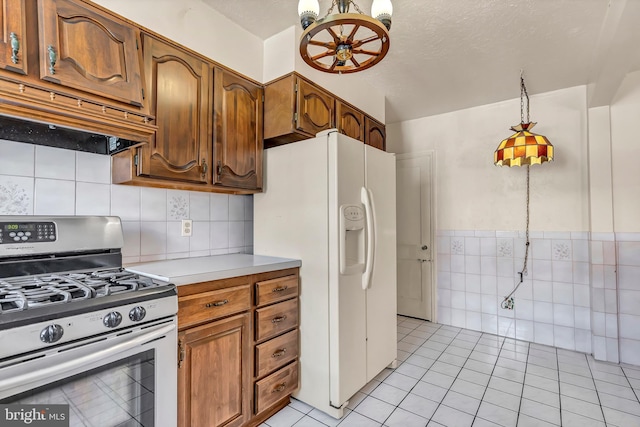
328,132,367,409
364,144,398,382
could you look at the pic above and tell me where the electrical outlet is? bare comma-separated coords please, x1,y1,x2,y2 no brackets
181,219,192,237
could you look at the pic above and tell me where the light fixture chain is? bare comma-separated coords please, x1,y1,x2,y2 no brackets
326,0,338,16
522,164,530,275
521,74,530,124
350,0,365,14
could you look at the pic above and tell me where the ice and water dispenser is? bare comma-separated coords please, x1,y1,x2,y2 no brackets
339,204,366,275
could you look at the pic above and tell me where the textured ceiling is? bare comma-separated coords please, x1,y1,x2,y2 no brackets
201,0,640,123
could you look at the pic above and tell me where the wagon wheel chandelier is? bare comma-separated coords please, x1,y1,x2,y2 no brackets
297,0,393,74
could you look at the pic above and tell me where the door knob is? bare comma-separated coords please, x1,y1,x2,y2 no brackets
421,245,428,250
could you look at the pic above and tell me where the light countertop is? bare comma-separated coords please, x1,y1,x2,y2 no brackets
125,253,301,286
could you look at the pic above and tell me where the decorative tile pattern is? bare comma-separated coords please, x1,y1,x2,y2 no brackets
497,239,513,257
451,239,464,255
167,192,189,220
553,242,571,260
0,178,32,214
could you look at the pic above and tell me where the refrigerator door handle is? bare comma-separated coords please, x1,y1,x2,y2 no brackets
361,186,376,290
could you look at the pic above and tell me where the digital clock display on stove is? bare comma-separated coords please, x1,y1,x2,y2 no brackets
4,223,35,231
0,222,56,244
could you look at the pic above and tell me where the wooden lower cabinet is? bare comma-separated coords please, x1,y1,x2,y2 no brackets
178,313,251,427
177,268,300,427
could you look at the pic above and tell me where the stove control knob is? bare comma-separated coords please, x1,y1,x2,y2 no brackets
103,311,123,328
129,306,146,322
40,324,64,344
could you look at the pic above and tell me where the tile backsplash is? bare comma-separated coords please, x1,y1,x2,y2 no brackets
0,140,253,263
437,229,640,367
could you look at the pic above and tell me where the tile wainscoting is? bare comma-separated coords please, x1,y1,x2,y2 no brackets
0,140,254,263
436,230,640,366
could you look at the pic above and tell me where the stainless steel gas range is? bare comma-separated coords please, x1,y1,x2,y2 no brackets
0,216,177,427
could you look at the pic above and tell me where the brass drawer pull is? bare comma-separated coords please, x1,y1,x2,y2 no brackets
272,383,286,393
272,285,288,293
206,299,228,308
272,315,287,324
272,348,287,358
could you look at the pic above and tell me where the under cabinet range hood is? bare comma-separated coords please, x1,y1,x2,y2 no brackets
0,115,145,155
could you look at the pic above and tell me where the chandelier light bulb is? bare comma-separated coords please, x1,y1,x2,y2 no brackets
298,0,320,30
371,0,393,30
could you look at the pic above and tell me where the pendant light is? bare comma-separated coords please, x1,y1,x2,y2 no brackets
495,72,554,310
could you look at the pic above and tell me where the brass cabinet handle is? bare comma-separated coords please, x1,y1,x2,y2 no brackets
202,159,208,176
10,32,19,64
271,348,287,358
271,383,286,393
272,286,288,293
206,299,228,308
271,315,287,324
47,45,57,74
178,340,185,368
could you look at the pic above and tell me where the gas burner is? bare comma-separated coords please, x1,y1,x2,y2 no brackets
0,268,161,313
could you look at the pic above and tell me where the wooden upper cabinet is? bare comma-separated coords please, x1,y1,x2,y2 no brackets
365,116,386,151
138,34,210,184
264,73,335,147
0,0,28,75
213,67,263,190
178,313,250,427
336,101,364,142
296,77,334,135
37,0,144,107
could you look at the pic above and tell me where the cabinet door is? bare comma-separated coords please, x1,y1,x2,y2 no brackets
336,101,364,142
139,35,211,184
0,0,27,75
365,116,386,151
37,0,144,106
178,313,250,427
296,77,334,135
214,67,263,190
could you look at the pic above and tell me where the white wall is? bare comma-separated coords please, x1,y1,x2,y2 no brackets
388,86,590,232
92,0,264,81
610,70,640,233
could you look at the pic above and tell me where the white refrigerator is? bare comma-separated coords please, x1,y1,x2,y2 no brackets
254,129,397,418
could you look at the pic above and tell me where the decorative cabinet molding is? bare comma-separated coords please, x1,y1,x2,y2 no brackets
37,0,145,107
137,34,210,185
0,0,28,75
337,100,365,142
365,116,386,151
0,0,154,146
264,72,385,150
213,67,263,191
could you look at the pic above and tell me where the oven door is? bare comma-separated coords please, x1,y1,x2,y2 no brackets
0,318,177,427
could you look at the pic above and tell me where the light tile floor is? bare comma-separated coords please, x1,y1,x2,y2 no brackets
264,316,640,427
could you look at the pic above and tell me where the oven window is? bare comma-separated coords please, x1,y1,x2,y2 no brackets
1,349,155,427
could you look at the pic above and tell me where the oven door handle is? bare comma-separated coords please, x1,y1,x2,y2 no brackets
0,322,175,391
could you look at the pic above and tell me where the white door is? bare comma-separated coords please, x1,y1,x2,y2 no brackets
364,145,397,382
396,152,434,320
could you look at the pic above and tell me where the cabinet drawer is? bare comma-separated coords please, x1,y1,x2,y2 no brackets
255,275,299,307
254,361,299,414
255,299,298,342
179,284,251,329
255,330,299,378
